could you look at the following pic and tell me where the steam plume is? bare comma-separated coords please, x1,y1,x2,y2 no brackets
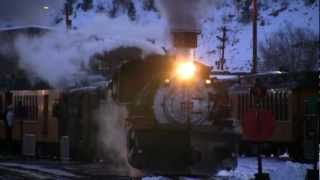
155,0,216,31
11,14,167,88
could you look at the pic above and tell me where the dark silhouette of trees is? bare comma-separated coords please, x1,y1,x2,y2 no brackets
259,25,319,72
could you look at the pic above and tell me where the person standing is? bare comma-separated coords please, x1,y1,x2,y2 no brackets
4,105,14,154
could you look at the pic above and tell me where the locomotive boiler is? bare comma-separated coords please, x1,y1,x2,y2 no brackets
110,30,239,177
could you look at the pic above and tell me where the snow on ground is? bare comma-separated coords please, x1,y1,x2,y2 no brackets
229,157,312,180
0,162,80,178
143,157,313,180
0,157,316,179
0,165,50,179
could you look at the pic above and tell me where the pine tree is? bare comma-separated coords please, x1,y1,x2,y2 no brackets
82,0,93,11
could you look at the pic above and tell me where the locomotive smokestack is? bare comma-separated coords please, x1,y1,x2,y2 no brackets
171,30,199,49
171,30,199,62
155,0,214,61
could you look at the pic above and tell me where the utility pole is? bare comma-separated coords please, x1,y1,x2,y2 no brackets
253,80,270,180
216,26,228,71
252,0,257,74
252,0,260,173
252,2,270,180
64,2,72,30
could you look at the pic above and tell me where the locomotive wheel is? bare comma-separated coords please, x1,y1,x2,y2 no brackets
127,130,145,169
127,129,135,150
288,143,303,162
130,178,142,180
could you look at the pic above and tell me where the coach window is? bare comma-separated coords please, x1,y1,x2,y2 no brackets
271,91,277,120
42,95,48,136
25,96,30,120
14,95,38,121
274,92,279,120
304,97,319,139
241,94,246,120
278,92,283,120
14,96,24,119
266,92,270,110
237,95,240,120
35,96,38,121
239,94,244,121
283,91,289,121
277,91,281,121
26,96,31,120
23,96,28,120
279,91,289,121
15,96,24,119
0,95,3,118
0,95,3,109
33,96,38,121
249,93,254,108
272,92,278,121
272,90,289,121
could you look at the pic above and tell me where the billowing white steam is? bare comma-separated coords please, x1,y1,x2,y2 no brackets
155,0,216,31
95,93,142,176
13,14,168,87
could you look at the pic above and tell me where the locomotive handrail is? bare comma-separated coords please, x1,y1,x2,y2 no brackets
20,120,37,124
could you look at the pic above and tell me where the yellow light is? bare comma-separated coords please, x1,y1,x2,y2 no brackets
165,78,170,84
205,79,212,85
176,62,196,80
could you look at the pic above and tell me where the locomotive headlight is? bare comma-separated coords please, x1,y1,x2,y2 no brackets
205,79,212,85
164,78,171,86
176,62,196,80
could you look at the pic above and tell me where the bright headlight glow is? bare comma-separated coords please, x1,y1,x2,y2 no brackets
176,62,196,80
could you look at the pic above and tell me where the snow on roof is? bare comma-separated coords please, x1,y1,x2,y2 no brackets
68,80,111,92
209,71,285,77
250,71,285,76
210,75,238,80
0,25,57,32
69,86,98,93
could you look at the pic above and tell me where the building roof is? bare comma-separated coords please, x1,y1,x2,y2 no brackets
0,25,55,32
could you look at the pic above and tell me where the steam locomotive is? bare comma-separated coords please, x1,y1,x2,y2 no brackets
110,54,239,176
0,26,238,177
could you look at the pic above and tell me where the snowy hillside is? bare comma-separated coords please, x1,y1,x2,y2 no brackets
199,0,319,71
65,0,319,71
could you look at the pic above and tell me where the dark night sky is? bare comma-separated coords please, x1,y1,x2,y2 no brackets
0,0,64,26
